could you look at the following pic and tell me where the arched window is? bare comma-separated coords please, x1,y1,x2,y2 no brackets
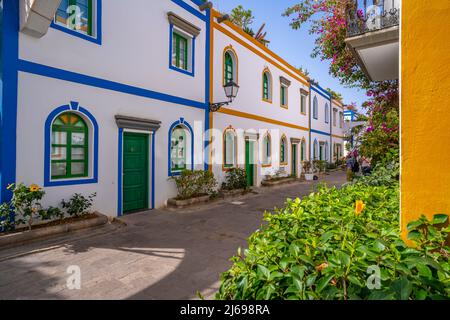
325,103,330,123
262,69,272,102
51,112,89,179
280,135,288,165
169,119,193,176
325,141,329,161
301,139,307,162
223,48,238,85
313,139,318,160
313,96,319,119
262,133,272,166
223,128,237,169
170,125,188,173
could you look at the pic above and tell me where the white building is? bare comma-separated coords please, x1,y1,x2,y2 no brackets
0,0,353,218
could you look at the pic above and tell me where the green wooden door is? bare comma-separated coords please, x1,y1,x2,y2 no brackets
245,141,254,187
123,133,149,213
292,144,297,177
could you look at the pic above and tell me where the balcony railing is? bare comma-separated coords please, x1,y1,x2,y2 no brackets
347,0,400,37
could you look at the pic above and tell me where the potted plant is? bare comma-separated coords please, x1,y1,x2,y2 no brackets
302,161,316,181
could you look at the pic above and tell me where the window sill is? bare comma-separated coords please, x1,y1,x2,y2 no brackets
222,165,237,172
262,164,272,168
50,22,101,45
262,98,273,104
44,177,98,187
280,105,289,109
170,64,195,77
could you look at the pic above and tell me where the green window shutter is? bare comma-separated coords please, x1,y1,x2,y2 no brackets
263,74,269,100
172,32,189,71
51,113,89,179
225,52,233,83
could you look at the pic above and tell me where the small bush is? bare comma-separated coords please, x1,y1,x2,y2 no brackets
11,183,46,230
222,168,248,191
171,170,217,200
216,161,449,300
61,193,96,217
313,160,327,173
0,203,14,232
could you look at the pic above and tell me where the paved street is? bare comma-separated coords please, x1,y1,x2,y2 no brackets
0,172,346,300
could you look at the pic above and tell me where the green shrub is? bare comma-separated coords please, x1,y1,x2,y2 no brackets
313,160,327,173
216,181,449,300
11,183,46,230
171,170,217,200
222,168,248,191
0,203,14,232
354,160,399,187
61,193,96,217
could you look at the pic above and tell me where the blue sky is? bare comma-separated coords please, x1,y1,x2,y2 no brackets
212,0,368,108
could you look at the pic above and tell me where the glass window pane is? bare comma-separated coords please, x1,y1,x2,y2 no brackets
52,131,67,145
52,162,67,177
225,133,235,166
71,162,85,175
71,148,85,160
72,132,86,145
52,147,67,161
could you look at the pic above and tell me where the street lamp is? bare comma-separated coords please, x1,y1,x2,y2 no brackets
209,80,240,112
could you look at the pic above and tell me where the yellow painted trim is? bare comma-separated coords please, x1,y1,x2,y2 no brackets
262,67,273,103
223,45,239,86
332,99,345,110
222,126,238,172
214,22,310,87
212,9,310,84
332,134,345,139
218,107,309,132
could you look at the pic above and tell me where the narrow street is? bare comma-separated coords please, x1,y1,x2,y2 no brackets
0,172,347,300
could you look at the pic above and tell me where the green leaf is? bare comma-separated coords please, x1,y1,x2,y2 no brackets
257,265,271,280
392,276,413,300
407,220,425,231
407,230,421,241
432,214,449,225
316,275,334,293
298,255,315,266
348,275,364,287
416,263,432,279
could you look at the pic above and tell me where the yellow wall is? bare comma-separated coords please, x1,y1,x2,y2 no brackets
401,1,450,239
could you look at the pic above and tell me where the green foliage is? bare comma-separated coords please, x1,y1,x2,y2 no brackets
230,5,255,30
11,183,46,230
0,203,14,232
61,193,96,217
354,160,399,187
222,168,248,191
216,173,449,300
171,170,217,200
313,160,327,173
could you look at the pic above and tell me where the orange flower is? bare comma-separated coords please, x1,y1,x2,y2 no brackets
316,262,329,272
330,278,337,286
29,184,40,192
355,200,365,216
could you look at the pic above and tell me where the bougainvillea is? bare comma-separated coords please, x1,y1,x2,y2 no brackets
284,0,399,165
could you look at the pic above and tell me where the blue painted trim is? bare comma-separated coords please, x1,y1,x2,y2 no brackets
171,0,206,21
0,0,19,205
311,86,330,100
311,82,331,98
44,103,99,187
311,129,331,137
204,7,211,171
117,128,123,216
18,60,207,110
151,132,156,209
169,24,196,77
50,0,102,45
168,118,195,177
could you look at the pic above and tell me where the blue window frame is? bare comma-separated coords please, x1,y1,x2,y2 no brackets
168,118,194,176
169,25,196,77
44,102,99,187
51,0,102,45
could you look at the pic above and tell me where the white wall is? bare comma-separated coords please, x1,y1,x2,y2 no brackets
19,0,207,103
16,72,206,215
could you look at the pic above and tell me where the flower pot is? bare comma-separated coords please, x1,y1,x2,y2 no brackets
305,173,315,181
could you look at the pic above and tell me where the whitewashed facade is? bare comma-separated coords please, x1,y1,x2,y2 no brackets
0,1,351,218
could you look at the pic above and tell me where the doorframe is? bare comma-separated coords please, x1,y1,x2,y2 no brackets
117,129,155,216
291,143,299,178
245,139,256,187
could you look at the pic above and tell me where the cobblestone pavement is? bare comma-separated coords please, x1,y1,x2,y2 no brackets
0,171,347,300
